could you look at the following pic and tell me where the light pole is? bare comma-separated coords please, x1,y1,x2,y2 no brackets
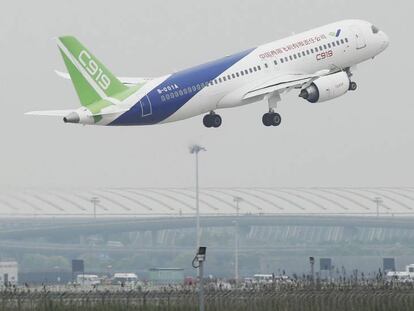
192,247,207,311
373,197,383,217
190,144,206,250
233,196,243,286
90,197,100,219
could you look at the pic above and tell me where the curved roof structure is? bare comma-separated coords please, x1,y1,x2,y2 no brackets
0,187,413,217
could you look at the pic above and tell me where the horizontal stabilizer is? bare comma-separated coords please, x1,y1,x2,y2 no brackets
25,110,75,117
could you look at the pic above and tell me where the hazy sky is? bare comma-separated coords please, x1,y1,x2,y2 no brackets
0,0,412,188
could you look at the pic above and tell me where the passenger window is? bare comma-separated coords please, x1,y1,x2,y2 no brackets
192,86,196,92
196,84,201,90
174,91,179,97
306,50,310,55
340,39,344,44
336,40,340,45
236,72,239,77
284,57,288,62
302,51,306,56
245,70,248,74
249,68,253,73
327,43,331,48
280,58,284,63
227,75,231,80
232,74,235,78
214,79,218,84
223,77,227,81
258,65,261,70
298,53,301,58
188,87,192,93
319,46,323,50
218,78,222,83
165,94,170,100
161,95,165,102
332,42,336,47
241,71,244,76
179,90,183,96
289,55,293,60
264,63,268,68
345,38,348,43
253,67,257,72
183,88,188,95
170,93,174,99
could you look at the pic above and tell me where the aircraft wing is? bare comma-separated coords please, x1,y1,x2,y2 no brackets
243,69,333,100
55,70,153,86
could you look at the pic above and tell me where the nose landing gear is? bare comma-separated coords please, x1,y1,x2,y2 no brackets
349,81,358,91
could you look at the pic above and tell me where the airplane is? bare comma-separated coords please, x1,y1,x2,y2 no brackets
26,19,389,128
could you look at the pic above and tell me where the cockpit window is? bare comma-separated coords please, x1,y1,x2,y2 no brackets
372,25,380,34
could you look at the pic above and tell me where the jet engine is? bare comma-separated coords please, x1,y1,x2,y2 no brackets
299,71,351,103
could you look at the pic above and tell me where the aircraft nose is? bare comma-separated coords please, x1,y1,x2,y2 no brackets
381,31,390,50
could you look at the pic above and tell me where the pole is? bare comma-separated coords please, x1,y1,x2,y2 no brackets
373,197,383,217
310,259,315,283
235,219,239,286
233,197,242,286
190,145,205,250
91,197,100,220
199,260,204,311
196,151,200,249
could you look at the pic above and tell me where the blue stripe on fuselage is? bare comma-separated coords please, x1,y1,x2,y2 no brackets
109,47,256,126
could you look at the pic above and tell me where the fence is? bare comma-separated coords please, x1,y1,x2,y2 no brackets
0,283,414,311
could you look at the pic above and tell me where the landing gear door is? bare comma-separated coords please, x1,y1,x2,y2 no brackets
350,26,367,50
140,95,152,117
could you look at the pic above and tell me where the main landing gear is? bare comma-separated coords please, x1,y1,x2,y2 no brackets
349,81,358,91
262,92,282,127
203,112,222,128
262,111,282,127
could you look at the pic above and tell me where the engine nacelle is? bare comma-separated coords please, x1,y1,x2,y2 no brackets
299,71,350,103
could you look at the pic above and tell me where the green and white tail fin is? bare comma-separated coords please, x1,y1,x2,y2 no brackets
57,36,128,106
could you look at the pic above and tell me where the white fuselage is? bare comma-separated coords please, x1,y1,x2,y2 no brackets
158,19,388,123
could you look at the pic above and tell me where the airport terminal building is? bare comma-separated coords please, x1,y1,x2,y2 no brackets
0,187,413,281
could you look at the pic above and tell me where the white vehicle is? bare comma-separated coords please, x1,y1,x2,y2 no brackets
253,274,274,284
76,274,100,286
27,20,389,128
112,273,138,285
386,264,414,282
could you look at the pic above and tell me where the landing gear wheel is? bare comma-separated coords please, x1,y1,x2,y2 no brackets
262,112,282,127
203,113,222,128
262,113,272,127
271,113,281,126
349,82,357,91
203,115,212,128
211,114,222,128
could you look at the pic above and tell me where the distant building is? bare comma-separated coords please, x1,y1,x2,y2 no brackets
0,261,18,286
149,268,184,285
